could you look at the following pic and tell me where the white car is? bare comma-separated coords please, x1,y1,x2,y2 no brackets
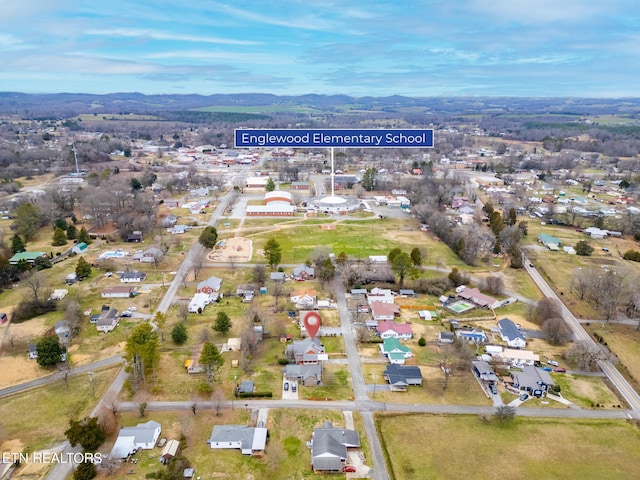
128,306,137,311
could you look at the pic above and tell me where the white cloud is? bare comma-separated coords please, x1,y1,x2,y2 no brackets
468,0,613,24
85,28,262,46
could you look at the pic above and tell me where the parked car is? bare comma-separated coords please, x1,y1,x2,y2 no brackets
519,393,529,401
292,383,297,392
491,384,498,395
342,465,356,473
547,360,559,367
120,310,132,318
541,366,553,371
284,382,289,391
553,367,567,373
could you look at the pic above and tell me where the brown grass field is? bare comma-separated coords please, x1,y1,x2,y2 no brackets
377,413,640,480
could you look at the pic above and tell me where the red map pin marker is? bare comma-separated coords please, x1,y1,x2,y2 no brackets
303,311,322,339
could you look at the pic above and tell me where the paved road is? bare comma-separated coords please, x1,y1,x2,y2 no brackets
0,355,124,399
335,280,390,480
45,367,129,480
155,190,234,314
523,257,640,415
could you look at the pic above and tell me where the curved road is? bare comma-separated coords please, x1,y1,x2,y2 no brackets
523,257,640,415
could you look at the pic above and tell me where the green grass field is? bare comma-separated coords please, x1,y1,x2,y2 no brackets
378,414,640,480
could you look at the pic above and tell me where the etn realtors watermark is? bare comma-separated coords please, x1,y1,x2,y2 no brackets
1,452,103,464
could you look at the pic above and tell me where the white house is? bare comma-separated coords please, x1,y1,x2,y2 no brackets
110,421,162,458
189,292,213,313
377,320,413,340
208,425,268,456
120,271,146,283
101,286,136,298
96,308,119,333
497,318,526,349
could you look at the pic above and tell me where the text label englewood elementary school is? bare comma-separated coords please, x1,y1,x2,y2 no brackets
234,129,434,148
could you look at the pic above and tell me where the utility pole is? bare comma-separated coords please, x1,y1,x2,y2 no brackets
88,371,95,399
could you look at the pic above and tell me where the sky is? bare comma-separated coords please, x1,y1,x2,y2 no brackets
1,0,639,97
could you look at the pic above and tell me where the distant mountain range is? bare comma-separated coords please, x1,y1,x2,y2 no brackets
1,91,640,118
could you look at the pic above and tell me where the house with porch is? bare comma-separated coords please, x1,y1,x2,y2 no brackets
380,337,413,364
376,320,413,340
510,366,555,397
291,289,317,309
96,307,119,333
284,363,323,386
288,337,327,364
292,264,315,281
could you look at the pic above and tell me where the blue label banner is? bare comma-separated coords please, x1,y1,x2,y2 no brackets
234,128,434,148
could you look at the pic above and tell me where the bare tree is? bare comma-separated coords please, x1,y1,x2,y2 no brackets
176,301,189,324
535,298,563,325
24,271,48,304
570,267,592,300
271,279,287,312
566,341,608,371
485,275,505,295
104,391,120,418
191,252,204,281
252,264,266,285
494,405,516,422
436,344,457,390
199,327,211,343
542,317,572,345
212,388,225,416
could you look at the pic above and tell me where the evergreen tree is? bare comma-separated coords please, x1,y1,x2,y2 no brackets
575,240,594,256
265,177,276,192
36,335,63,367
66,224,77,240
52,227,68,246
65,417,105,452
200,342,224,383
76,257,92,279
13,203,41,240
54,218,68,231
263,237,282,268
171,323,188,345
361,168,378,191
74,461,97,480
198,226,218,249
125,323,160,387
213,311,232,335
410,247,422,267
11,234,25,254
391,252,416,288
77,226,91,244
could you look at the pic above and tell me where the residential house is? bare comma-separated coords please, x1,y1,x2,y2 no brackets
101,286,136,298
292,265,315,281
288,337,327,365
270,272,286,282
135,247,164,264
379,337,413,364
237,380,254,395
189,292,214,313
71,242,88,255
207,425,267,456
161,214,178,228
538,233,561,250
367,288,395,304
376,320,413,340
457,287,501,309
110,420,162,458
370,301,400,321
291,289,317,309
310,422,360,473
284,363,323,386
197,276,222,295
96,308,119,333
438,331,455,344
383,364,423,391
160,439,180,464
498,348,540,367
510,366,555,397
54,320,71,343
125,233,143,243
472,360,498,385
236,284,256,298
120,271,146,283
9,251,47,265
398,289,416,297
497,318,526,349
456,329,488,344
170,225,189,235
49,289,69,301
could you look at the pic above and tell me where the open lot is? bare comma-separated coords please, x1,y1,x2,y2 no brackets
377,413,640,480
